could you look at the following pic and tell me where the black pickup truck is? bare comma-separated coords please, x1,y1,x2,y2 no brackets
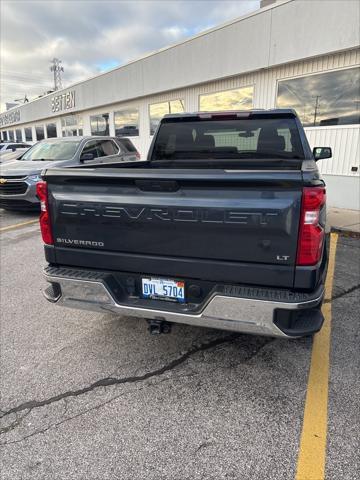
39,109,331,338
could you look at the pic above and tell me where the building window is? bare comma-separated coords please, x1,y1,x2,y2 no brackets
199,86,254,112
9,130,14,141
90,113,109,136
61,115,83,137
149,99,185,135
35,125,45,141
2,131,8,141
15,129,22,142
277,67,360,127
46,123,57,138
114,108,139,137
24,127,33,141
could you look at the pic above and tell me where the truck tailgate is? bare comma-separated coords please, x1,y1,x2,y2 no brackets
45,168,303,287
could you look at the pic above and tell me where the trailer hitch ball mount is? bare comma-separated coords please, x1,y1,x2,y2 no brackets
147,319,172,335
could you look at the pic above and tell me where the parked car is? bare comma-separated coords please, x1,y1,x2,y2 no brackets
0,142,32,154
115,125,139,136
0,148,31,164
39,109,331,338
0,136,139,210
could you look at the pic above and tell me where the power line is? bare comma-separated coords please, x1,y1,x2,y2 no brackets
1,75,51,83
1,79,52,86
1,69,50,78
14,94,29,103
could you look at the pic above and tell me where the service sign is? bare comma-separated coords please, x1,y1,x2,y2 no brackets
51,90,76,113
0,109,21,127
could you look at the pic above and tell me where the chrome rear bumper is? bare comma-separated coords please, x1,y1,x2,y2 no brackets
43,267,324,338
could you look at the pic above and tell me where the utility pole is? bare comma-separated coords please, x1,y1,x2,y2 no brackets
313,95,321,126
50,58,64,91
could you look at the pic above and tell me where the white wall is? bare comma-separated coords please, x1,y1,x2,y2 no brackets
305,126,359,177
322,175,360,210
1,48,359,209
1,0,359,127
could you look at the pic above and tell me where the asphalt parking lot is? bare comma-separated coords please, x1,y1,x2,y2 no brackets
0,209,359,480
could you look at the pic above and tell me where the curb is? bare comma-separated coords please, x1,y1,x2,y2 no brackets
330,227,360,238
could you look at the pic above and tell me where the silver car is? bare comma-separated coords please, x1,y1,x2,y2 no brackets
0,148,31,164
0,136,140,210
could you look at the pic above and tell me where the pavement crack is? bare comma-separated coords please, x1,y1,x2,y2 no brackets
0,411,30,436
324,283,360,303
247,339,274,360
0,333,240,420
0,372,197,447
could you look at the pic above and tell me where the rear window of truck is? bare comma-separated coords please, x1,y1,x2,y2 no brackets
150,116,305,168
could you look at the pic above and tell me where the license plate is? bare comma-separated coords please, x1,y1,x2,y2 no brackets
142,277,185,303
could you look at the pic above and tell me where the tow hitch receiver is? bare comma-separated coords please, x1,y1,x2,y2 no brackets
147,320,172,335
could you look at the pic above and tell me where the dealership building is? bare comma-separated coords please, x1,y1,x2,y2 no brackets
0,0,359,209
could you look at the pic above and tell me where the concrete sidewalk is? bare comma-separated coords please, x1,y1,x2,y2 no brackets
328,208,360,234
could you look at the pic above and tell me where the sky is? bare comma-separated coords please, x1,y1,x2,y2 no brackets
0,0,260,112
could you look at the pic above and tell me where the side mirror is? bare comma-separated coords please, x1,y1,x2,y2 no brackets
80,152,95,162
12,147,16,152
313,147,332,161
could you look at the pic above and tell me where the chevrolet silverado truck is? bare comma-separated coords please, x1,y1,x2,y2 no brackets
39,109,332,338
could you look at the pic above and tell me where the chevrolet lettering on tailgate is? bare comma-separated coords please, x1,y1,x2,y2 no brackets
59,203,279,226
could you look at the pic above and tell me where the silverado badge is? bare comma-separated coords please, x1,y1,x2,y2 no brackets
0,178,7,184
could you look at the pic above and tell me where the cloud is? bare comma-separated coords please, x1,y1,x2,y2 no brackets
0,0,259,111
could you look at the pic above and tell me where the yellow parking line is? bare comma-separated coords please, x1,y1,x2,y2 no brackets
0,219,39,233
296,232,338,480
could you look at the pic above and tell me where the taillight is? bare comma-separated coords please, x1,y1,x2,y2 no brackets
36,181,53,245
297,186,326,266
